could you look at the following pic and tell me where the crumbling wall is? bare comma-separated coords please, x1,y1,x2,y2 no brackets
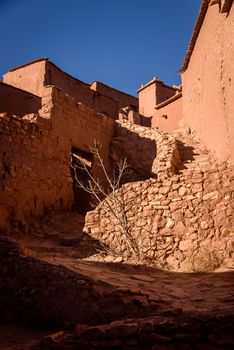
0,82,41,117
110,121,180,182
153,93,183,131
85,159,234,271
0,113,73,232
181,2,234,161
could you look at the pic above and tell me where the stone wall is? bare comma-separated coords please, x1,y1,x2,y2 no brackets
181,2,234,161
110,121,180,182
85,149,234,271
0,82,41,118
153,93,183,131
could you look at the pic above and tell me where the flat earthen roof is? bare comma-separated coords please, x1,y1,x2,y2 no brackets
180,0,210,73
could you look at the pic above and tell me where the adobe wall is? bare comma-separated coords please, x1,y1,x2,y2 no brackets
153,93,183,131
49,65,120,118
0,82,41,117
181,2,234,161
0,112,73,232
40,86,115,179
3,60,118,119
90,81,138,109
3,59,46,97
138,79,178,119
0,86,115,231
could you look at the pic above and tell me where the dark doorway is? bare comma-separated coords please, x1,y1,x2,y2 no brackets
70,147,94,215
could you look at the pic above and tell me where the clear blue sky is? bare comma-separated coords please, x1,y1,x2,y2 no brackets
0,0,202,96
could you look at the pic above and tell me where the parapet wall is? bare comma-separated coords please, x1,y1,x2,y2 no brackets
0,82,41,117
91,81,138,109
45,62,119,119
3,59,119,119
153,93,183,131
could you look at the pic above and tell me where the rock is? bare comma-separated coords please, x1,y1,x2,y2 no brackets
179,187,187,197
166,218,175,229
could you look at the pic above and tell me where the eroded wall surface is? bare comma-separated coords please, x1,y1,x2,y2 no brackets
0,113,73,231
181,2,234,161
0,86,115,231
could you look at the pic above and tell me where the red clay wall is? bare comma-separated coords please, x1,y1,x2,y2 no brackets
0,112,73,231
0,82,41,117
181,2,234,161
3,59,46,97
40,86,115,182
0,86,115,231
153,94,183,131
138,79,178,119
3,60,118,119
90,81,138,109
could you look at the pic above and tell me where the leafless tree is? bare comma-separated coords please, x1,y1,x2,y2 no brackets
72,141,140,257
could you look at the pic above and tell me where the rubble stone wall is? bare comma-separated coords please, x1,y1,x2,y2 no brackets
110,121,180,182
85,160,234,271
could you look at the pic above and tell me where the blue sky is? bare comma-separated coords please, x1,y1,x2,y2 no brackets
0,0,202,96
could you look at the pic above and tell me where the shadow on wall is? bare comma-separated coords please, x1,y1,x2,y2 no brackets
175,139,197,171
140,115,152,127
110,124,157,183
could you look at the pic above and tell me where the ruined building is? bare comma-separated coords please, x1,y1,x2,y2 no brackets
0,0,233,271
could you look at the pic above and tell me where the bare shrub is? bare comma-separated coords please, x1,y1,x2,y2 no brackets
72,141,140,258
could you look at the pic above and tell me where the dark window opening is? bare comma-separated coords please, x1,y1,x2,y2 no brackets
71,147,94,215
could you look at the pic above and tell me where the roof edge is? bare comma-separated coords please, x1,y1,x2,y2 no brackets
7,58,48,73
180,0,211,73
155,92,182,110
